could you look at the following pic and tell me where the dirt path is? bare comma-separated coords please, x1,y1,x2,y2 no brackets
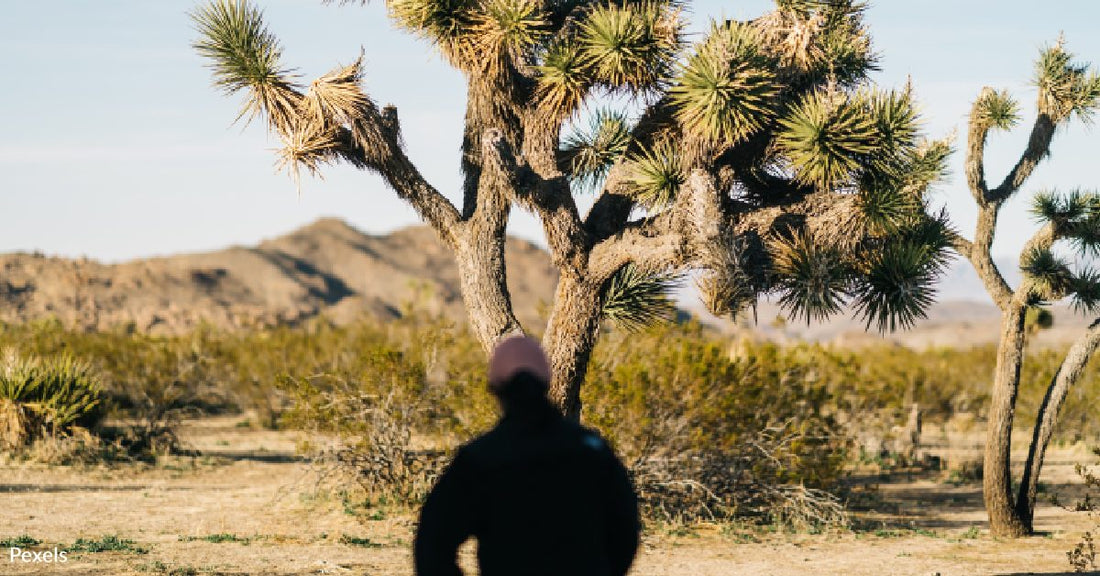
0,416,1095,575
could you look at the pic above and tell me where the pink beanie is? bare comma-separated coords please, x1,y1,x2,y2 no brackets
488,335,552,392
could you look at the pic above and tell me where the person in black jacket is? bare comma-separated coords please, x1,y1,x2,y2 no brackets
414,335,641,576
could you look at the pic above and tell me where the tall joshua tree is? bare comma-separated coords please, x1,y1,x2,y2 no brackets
192,0,953,419
949,38,1100,537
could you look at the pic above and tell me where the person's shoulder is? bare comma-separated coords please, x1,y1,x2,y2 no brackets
558,419,612,454
456,425,507,460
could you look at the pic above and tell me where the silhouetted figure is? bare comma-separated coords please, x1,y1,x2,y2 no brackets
414,336,640,576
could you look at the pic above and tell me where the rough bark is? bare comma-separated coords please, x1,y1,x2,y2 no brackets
334,107,462,248
1016,317,1100,527
991,114,1056,201
967,205,1014,310
452,228,524,353
982,302,1031,537
960,82,1068,538
451,130,527,353
965,90,993,201
543,273,604,420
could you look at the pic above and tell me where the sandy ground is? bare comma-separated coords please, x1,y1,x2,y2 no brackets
0,416,1096,576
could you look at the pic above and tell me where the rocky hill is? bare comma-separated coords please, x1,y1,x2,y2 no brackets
3,218,1096,348
0,218,558,334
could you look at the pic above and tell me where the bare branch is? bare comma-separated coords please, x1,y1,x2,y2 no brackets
587,170,726,284
954,201,1012,310
1016,316,1100,525
332,105,462,246
588,220,688,285
947,230,974,257
482,127,589,274
990,113,1057,202
583,102,677,242
965,91,994,202
470,128,516,233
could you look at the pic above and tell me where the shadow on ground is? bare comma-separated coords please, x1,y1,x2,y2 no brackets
846,466,1089,533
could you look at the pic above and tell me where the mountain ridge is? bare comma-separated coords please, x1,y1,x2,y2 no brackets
3,218,1095,347
0,218,558,334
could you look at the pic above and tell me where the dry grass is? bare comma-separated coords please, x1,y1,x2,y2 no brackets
0,416,1095,575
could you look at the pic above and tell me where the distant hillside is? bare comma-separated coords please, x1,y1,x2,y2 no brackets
682,298,1096,349
0,218,558,334
4,219,1095,347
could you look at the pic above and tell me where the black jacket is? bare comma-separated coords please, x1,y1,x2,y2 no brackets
413,401,640,576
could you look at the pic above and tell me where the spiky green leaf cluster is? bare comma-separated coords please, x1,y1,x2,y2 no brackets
1,350,104,434
855,177,921,234
191,0,300,129
576,2,682,91
901,138,953,192
600,264,680,332
770,231,849,324
849,227,949,333
1021,246,1074,300
812,3,876,86
388,0,479,63
1035,40,1100,122
670,21,780,146
194,2,393,191
1031,189,1100,257
536,41,588,115
854,136,949,236
389,0,550,73
869,88,919,154
475,0,549,58
776,84,925,201
972,88,1020,131
532,2,682,119
1069,266,1100,314
561,109,632,192
1031,188,1093,222
623,139,683,210
776,88,878,190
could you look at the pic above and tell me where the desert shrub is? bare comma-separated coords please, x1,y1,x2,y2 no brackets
585,324,850,527
4,309,1099,524
276,317,858,525
278,314,491,505
0,348,104,450
1067,448,1099,573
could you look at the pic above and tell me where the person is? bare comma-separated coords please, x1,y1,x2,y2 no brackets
413,335,641,576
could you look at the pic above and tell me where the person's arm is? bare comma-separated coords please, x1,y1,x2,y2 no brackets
604,448,641,576
414,449,476,576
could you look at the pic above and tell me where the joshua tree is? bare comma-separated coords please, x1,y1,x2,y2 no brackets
949,38,1100,536
192,0,953,419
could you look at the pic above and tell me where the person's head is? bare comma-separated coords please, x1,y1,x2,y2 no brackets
488,335,551,412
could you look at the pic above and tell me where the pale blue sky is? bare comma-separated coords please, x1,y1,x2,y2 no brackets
2,1,1099,263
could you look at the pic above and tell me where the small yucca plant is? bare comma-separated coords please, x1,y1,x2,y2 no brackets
0,349,104,449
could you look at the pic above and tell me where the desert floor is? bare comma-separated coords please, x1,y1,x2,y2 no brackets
0,415,1096,576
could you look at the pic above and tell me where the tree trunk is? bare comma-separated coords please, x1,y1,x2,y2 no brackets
1015,317,1100,528
543,273,603,420
453,224,524,354
983,303,1031,537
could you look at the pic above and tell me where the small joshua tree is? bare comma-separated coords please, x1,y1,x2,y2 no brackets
192,0,953,419
948,37,1100,536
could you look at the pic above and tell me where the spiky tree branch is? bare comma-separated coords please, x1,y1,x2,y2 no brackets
192,2,463,244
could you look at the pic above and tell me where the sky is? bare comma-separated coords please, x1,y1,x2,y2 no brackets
2,0,1099,265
